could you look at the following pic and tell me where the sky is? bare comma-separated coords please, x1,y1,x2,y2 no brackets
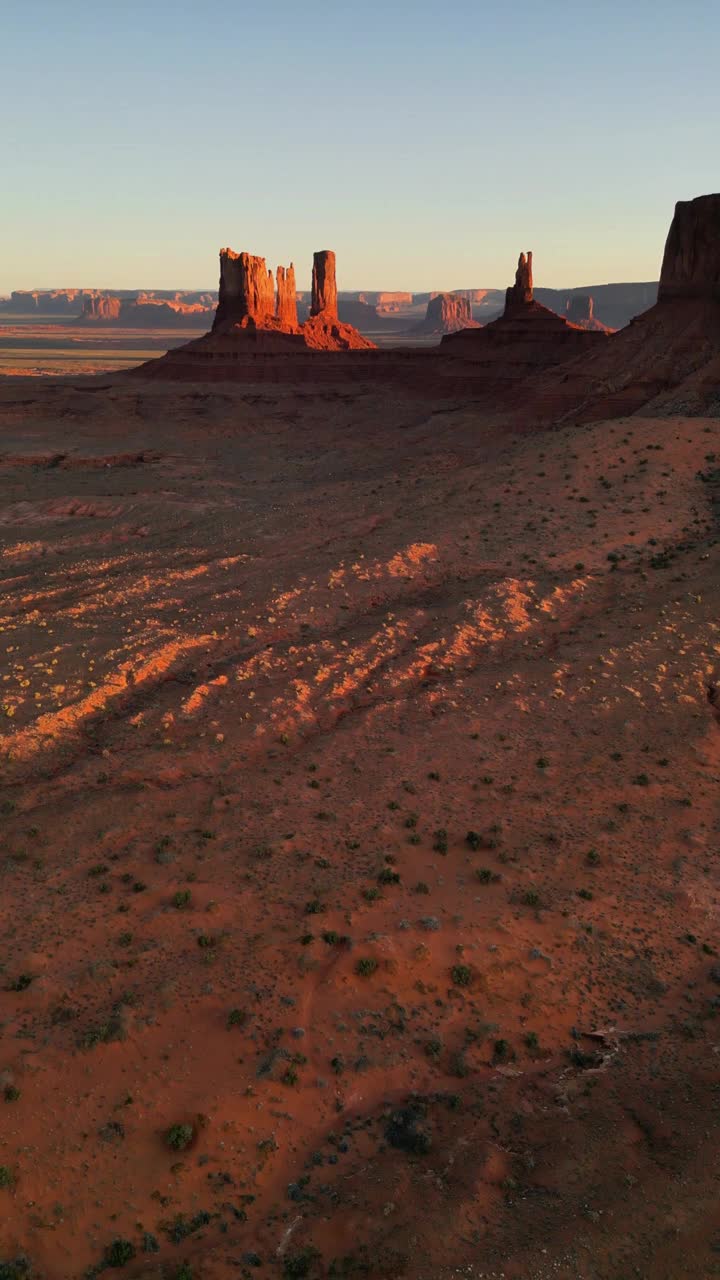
2,0,719,293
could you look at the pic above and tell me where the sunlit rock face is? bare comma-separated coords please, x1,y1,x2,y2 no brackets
213,250,275,333
658,194,720,301
276,264,298,329
310,249,338,319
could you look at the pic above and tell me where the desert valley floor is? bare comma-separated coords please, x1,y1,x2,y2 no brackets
0,374,719,1280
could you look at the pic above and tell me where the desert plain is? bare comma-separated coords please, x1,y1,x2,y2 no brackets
0,358,719,1280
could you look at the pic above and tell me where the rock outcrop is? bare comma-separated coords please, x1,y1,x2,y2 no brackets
79,294,213,327
81,294,122,322
504,252,533,311
441,251,608,379
565,295,613,333
526,193,720,422
213,251,275,333
311,250,337,318
567,295,593,324
276,264,298,329
414,293,480,335
149,243,376,371
658,193,720,302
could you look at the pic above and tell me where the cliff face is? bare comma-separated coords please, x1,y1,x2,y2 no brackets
414,292,480,335
276,264,298,329
658,193,720,301
213,251,275,333
81,295,122,321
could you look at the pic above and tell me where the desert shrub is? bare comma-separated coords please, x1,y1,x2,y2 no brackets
451,964,472,987
165,1123,194,1151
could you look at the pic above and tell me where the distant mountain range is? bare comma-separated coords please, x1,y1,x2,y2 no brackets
0,282,659,332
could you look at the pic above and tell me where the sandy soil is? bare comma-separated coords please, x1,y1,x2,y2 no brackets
0,374,718,1280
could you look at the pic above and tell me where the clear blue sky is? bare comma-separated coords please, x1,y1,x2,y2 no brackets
3,0,718,293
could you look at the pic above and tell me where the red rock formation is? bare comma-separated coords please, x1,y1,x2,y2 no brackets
276,264,298,329
441,252,608,383
568,295,593,324
119,297,212,327
524,193,720,421
505,252,534,311
213,250,275,333
565,295,613,333
81,294,122,322
301,313,376,350
311,250,337,318
414,293,480,335
658,193,720,301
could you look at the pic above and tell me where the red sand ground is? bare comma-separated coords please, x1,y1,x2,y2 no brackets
0,374,719,1280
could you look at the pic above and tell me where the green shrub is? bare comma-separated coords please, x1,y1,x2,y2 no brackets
165,1123,194,1151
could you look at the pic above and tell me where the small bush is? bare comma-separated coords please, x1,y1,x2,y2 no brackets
451,964,472,987
356,958,378,978
165,1123,194,1151
104,1238,136,1268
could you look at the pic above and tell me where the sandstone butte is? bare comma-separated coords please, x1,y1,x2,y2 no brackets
566,294,614,332
413,291,481,335
139,194,720,424
210,246,375,351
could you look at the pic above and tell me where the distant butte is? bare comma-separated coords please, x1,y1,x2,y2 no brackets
566,295,614,333
413,292,481,335
137,195,720,421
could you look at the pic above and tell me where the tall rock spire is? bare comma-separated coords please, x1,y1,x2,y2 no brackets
311,250,338,318
276,264,298,328
504,251,534,312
